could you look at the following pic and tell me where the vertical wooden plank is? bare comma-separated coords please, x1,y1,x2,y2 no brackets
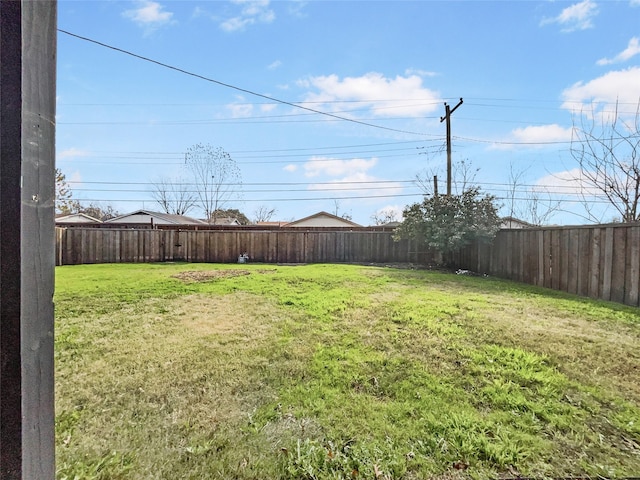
588,228,601,299
546,230,555,288
511,230,524,283
306,232,315,262
601,227,614,301
576,229,589,297
558,229,568,293
610,226,627,304
500,231,509,278
1,1,56,477
528,230,536,285
94,228,102,263
195,230,202,262
505,230,533,282
625,225,640,306
566,229,579,294
541,230,550,288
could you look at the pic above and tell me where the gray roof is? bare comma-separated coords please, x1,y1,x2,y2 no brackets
105,210,206,225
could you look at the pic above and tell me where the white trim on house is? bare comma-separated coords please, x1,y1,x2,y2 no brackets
105,210,206,225
286,211,362,228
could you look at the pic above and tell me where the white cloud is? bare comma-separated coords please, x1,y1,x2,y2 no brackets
68,170,83,185
260,103,277,113
631,0,640,6
268,60,282,70
287,0,308,18
123,0,174,28
283,164,297,172
220,0,275,32
307,171,379,190
404,68,438,78
540,0,598,32
303,157,377,178
226,102,253,118
493,124,573,150
308,175,405,200
512,124,573,144
300,157,404,199
299,72,441,118
597,37,640,65
561,66,640,117
535,168,601,197
57,147,91,160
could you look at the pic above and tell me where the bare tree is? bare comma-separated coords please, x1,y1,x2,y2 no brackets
332,199,342,216
505,162,561,226
185,144,242,223
524,189,561,226
331,199,352,220
452,158,479,194
415,158,478,196
571,102,640,222
150,176,197,215
371,207,401,225
506,162,527,220
253,205,277,223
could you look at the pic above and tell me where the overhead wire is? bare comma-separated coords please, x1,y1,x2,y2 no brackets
58,29,433,137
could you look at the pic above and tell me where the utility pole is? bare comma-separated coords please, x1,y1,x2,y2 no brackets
440,98,463,196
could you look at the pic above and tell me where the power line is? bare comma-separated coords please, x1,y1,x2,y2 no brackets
58,29,431,137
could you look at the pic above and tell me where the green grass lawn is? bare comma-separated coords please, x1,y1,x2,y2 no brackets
54,263,640,479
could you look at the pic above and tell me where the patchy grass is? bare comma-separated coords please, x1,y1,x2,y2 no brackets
54,263,640,479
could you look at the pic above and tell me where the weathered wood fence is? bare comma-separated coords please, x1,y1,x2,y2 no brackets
452,223,640,307
55,227,429,266
56,223,640,307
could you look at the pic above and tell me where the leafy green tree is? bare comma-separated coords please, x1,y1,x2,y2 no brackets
76,203,120,221
210,208,250,225
394,187,501,260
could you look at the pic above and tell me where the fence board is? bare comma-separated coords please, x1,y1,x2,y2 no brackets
611,227,627,304
549,229,559,289
566,229,579,295
601,227,614,301
577,229,590,297
588,228,601,299
626,226,640,306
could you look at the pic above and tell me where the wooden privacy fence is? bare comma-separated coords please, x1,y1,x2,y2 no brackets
452,223,640,307
56,223,640,307
55,227,429,267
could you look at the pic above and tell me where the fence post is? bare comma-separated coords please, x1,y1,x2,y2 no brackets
0,1,56,478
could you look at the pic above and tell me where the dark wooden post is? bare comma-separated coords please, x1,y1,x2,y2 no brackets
439,98,463,196
1,1,57,478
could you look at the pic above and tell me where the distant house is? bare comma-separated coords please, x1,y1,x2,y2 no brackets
377,221,401,228
500,216,535,229
255,221,289,227
105,210,206,226
55,213,102,224
286,211,362,228
209,217,241,226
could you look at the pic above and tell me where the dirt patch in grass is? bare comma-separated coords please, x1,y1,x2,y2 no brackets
172,269,251,282
172,268,277,283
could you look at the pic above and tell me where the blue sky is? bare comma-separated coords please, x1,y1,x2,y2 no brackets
57,0,640,225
